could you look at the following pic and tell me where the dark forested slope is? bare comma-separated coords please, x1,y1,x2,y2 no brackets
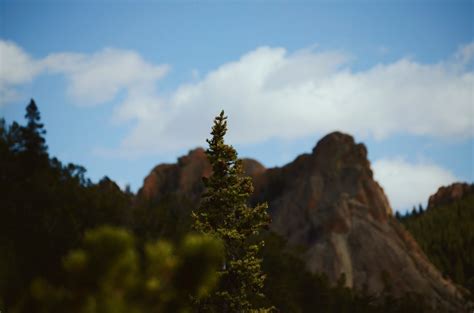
399,183,474,299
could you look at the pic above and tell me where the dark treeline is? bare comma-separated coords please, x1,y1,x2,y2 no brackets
398,195,474,300
0,100,461,312
1,100,133,310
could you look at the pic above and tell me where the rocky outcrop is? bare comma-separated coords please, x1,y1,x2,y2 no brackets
138,148,211,205
251,132,463,310
427,182,474,210
137,147,265,205
137,132,465,311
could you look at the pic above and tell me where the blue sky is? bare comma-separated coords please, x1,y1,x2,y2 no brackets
1,0,473,212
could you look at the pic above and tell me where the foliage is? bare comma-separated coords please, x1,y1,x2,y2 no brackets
0,100,132,309
20,226,223,313
132,194,194,243
400,194,474,299
23,99,47,157
191,111,271,313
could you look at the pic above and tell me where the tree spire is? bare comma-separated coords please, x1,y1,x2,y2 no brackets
192,110,271,313
23,99,47,156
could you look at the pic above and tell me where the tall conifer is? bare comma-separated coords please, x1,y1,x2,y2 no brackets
23,99,47,156
192,111,271,313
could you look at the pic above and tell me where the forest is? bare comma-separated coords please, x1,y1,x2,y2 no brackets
0,100,472,313
399,196,474,301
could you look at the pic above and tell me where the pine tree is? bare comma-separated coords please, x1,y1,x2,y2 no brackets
23,99,47,156
418,203,424,215
192,111,271,313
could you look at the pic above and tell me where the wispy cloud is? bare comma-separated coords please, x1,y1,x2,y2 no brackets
0,40,169,106
1,40,473,157
373,158,458,212
0,40,42,104
42,49,169,106
114,43,472,155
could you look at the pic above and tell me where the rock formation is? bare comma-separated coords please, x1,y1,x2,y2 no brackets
137,132,466,311
250,132,464,310
137,147,265,206
427,182,474,210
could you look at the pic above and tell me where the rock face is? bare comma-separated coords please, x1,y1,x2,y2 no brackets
137,132,465,310
137,147,265,206
427,182,474,210
138,148,211,206
251,132,463,310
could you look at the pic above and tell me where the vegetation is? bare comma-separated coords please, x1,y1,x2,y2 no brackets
28,227,223,313
0,100,467,312
192,111,271,312
0,100,133,309
399,195,474,299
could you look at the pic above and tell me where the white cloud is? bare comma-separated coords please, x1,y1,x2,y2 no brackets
42,49,169,106
114,44,473,155
0,40,42,104
1,40,473,157
372,158,458,212
0,40,169,107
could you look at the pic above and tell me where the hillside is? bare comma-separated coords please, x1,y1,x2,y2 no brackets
400,183,474,299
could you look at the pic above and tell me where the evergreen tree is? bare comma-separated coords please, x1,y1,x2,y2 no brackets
23,99,47,156
192,111,271,313
418,203,424,215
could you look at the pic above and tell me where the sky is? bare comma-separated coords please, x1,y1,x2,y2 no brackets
0,0,473,213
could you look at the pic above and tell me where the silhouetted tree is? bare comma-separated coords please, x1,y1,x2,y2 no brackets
23,99,47,157
418,203,424,215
